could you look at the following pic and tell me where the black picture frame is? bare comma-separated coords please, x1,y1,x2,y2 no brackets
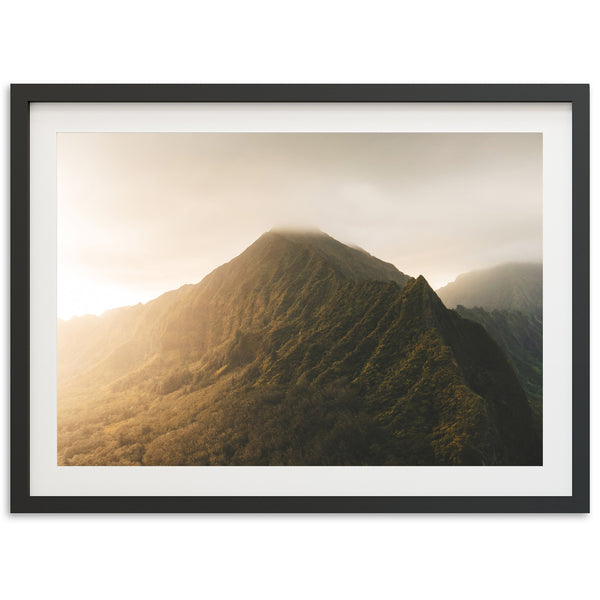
10,84,590,513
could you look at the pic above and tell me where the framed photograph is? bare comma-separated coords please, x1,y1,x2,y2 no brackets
11,84,589,513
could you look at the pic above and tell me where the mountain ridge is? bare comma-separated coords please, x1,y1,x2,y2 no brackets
436,262,543,429
58,230,412,383
58,231,541,466
436,262,542,316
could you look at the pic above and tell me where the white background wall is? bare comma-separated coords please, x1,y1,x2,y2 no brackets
0,2,596,598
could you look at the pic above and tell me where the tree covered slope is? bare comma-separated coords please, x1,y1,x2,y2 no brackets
436,262,543,438
453,306,542,419
58,230,541,466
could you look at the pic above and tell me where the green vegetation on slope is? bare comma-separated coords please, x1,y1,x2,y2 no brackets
58,231,541,466
436,262,543,442
453,306,542,417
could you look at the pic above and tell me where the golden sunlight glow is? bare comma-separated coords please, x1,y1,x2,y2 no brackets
57,132,542,319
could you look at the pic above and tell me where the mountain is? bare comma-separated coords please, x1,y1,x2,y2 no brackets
436,263,542,316
58,230,541,466
453,306,542,421
435,262,543,426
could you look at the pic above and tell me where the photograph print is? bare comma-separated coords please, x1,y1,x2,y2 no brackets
57,132,543,467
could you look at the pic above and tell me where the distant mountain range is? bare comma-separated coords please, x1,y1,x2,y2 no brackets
436,262,542,424
437,263,542,317
58,230,541,466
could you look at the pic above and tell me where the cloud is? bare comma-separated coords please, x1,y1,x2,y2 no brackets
57,132,542,319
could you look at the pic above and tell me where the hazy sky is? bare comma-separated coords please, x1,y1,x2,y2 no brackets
57,132,542,320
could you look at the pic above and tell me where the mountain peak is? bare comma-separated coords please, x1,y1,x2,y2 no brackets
267,226,327,238
245,229,411,286
258,227,332,248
